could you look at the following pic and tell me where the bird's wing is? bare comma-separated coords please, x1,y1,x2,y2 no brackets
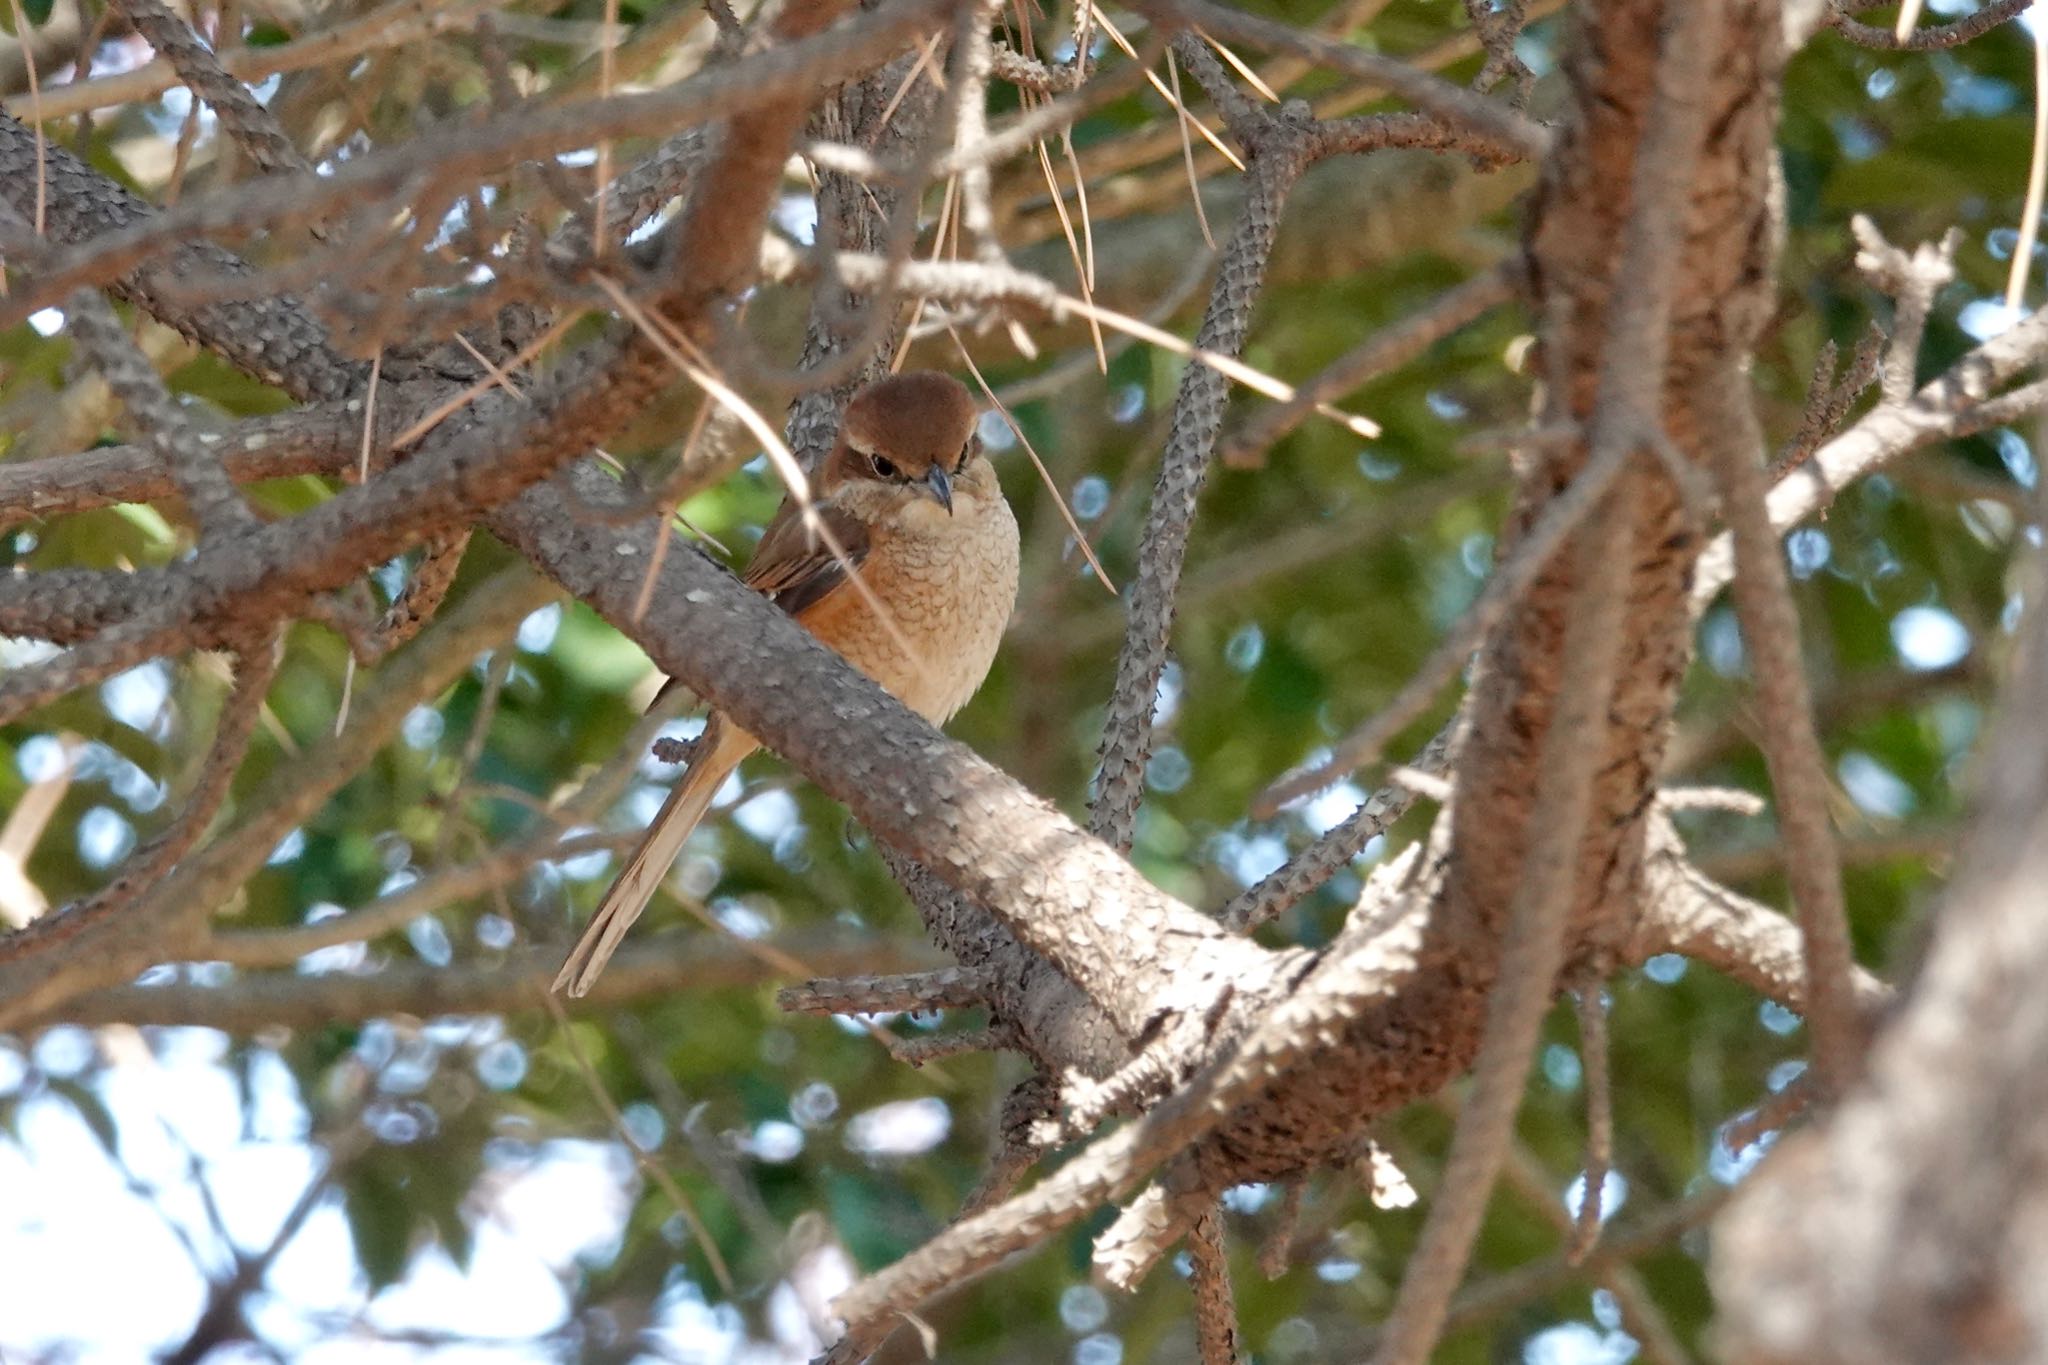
642,499,869,718
742,497,872,620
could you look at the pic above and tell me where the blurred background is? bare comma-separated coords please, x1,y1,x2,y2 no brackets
0,0,2039,1359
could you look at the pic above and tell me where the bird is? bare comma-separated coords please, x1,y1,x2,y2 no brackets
553,371,1020,997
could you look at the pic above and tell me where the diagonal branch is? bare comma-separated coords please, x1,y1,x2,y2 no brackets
110,0,316,179
0,566,557,1027
62,289,258,535
0,628,281,970
1093,121,1310,851
488,467,1267,1047
1136,0,1552,161
1696,361,1861,1092
0,111,362,402
1220,256,1523,466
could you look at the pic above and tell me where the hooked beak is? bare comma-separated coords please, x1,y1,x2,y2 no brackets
921,463,954,515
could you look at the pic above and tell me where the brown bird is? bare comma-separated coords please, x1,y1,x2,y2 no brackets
553,372,1020,996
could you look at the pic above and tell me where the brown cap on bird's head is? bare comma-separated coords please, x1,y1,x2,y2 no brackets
838,372,980,475
831,372,983,514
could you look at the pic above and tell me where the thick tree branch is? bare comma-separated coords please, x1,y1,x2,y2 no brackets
0,111,363,401
489,469,1268,1047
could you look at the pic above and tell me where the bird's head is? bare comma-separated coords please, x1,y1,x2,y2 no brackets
825,371,993,526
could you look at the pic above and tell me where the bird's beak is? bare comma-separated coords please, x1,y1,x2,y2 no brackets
921,464,954,515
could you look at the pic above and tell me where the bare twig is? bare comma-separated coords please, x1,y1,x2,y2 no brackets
1256,1178,1305,1279
1224,726,1452,933
1252,421,1636,817
1358,1181,1731,1355
1704,230,1889,1092
543,989,735,1296
1852,217,1959,408
0,629,281,966
1692,306,2048,611
952,0,1007,264
1189,1204,1243,1365
62,289,257,534
1221,257,1523,467
39,937,922,1031
363,532,472,661
111,0,315,179
1824,0,2030,51
0,567,556,1027
777,966,992,1017
1566,983,1613,1265
205,832,623,968
1094,132,1310,851
7,0,499,121
1635,814,1893,1016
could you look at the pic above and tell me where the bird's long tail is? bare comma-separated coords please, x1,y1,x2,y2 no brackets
552,716,758,997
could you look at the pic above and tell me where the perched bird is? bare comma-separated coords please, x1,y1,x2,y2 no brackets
553,371,1020,996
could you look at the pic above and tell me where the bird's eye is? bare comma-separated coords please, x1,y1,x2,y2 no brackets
869,454,899,480
958,434,981,469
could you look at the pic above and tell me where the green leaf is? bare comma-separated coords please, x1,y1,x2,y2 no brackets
344,1168,415,1289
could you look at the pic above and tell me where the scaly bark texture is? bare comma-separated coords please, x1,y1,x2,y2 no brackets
1450,0,1781,965
1185,0,1785,1190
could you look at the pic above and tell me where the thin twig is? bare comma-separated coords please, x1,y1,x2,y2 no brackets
1224,724,1453,933
1566,982,1613,1264
1189,1204,1243,1364
1253,424,1634,817
1221,257,1523,466
1699,377,1863,1094
0,630,281,964
63,289,257,534
544,989,736,1296
1824,0,2029,51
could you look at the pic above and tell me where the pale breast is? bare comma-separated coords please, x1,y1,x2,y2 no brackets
809,489,1020,725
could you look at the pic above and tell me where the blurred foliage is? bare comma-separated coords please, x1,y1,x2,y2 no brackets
0,0,2040,1361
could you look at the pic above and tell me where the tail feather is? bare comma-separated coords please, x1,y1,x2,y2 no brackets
553,718,757,997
